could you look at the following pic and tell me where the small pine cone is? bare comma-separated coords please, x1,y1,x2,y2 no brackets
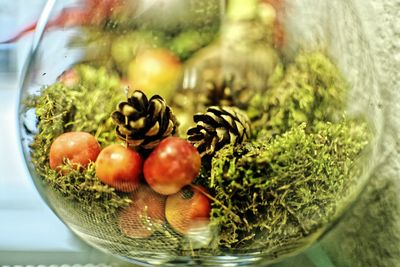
112,90,178,150
187,106,251,157
204,76,235,107
204,75,252,109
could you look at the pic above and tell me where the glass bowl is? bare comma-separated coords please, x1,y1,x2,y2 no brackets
18,0,382,266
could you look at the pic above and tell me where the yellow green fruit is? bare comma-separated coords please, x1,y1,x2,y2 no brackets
127,48,182,101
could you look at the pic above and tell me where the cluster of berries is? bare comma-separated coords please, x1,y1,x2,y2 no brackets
49,132,211,237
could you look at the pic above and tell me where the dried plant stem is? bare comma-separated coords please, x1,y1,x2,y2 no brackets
190,184,242,223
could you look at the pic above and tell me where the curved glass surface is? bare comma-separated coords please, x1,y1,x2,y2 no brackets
18,0,382,266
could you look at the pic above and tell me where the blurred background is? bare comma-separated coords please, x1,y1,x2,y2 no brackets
0,1,131,265
1,0,399,267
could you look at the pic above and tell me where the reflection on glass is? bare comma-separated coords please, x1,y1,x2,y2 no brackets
18,0,381,266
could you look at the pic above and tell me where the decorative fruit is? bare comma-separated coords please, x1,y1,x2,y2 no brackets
262,0,285,49
143,137,201,195
57,69,79,87
118,185,166,238
49,131,101,171
127,48,182,100
95,144,142,192
165,186,211,235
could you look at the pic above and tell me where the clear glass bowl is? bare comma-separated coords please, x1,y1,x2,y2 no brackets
18,0,382,266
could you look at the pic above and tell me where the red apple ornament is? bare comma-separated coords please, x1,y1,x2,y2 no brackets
165,186,211,235
118,185,166,238
95,144,142,192
144,137,201,195
49,131,101,172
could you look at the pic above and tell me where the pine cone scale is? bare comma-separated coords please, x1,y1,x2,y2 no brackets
198,121,216,133
129,117,146,129
228,131,239,144
216,128,228,143
234,121,245,136
149,98,165,119
145,121,160,137
120,103,137,116
163,119,175,136
116,125,131,136
111,111,126,125
220,114,235,129
160,107,173,133
128,91,148,111
187,132,204,141
130,139,145,147
142,139,161,149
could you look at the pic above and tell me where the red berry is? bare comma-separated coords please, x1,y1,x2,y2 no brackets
95,144,142,192
49,131,101,172
144,137,201,195
165,186,211,235
118,185,166,238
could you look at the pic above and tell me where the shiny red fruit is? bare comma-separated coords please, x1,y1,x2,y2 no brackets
143,137,201,195
95,144,142,192
118,185,166,238
49,131,101,172
165,186,211,235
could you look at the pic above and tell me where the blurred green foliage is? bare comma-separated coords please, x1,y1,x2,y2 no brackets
27,65,130,213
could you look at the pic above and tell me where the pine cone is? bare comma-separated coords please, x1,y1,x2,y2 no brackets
204,75,251,109
112,90,178,149
187,106,251,157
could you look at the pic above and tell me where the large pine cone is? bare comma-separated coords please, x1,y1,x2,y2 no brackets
112,90,178,149
187,106,251,157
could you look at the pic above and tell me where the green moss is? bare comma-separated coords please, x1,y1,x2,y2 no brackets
27,65,130,212
209,120,370,249
191,51,373,252
25,47,373,256
248,51,347,138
